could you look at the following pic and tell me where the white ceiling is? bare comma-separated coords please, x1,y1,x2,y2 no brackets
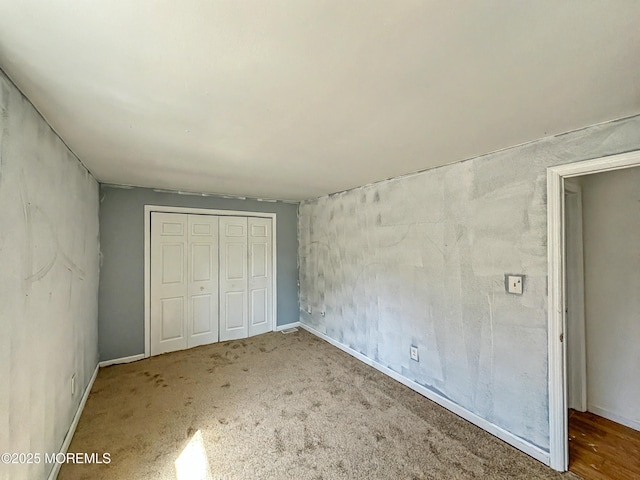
1,1,638,201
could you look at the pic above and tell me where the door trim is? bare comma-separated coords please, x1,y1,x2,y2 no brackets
563,180,587,413
547,150,640,471
144,205,277,358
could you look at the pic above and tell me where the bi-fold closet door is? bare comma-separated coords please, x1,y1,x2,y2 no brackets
150,212,273,356
219,216,273,341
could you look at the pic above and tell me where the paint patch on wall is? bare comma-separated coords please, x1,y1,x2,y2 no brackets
298,114,640,452
0,70,99,480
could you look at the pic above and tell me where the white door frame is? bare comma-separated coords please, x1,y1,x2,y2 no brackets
547,149,640,471
144,205,277,358
563,180,587,413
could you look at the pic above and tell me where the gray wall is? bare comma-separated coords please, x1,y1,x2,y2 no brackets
0,71,99,480
298,115,640,452
582,167,640,429
98,186,299,361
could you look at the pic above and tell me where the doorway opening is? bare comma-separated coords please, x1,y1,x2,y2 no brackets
564,171,640,478
547,150,640,472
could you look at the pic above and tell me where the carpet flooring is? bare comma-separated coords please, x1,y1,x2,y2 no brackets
59,329,579,480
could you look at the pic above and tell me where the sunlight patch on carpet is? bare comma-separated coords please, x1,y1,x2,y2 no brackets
175,430,212,480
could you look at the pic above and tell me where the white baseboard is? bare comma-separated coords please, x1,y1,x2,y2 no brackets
99,353,145,367
298,322,551,466
47,363,99,480
275,321,300,332
588,405,640,431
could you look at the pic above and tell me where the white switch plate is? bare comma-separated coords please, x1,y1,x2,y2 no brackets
506,274,524,295
410,345,419,362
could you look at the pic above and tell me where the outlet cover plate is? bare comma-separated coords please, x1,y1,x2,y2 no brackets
505,274,524,295
410,345,419,362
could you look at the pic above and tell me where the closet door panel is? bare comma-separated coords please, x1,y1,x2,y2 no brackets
187,215,219,347
219,216,248,341
151,213,188,355
248,218,273,336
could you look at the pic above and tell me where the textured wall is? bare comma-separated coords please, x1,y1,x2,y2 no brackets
98,185,299,361
0,71,99,480
582,168,640,429
298,115,640,452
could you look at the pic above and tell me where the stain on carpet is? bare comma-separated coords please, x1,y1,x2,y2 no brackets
59,330,579,480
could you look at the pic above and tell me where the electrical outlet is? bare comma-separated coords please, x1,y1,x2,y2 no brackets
505,274,525,295
71,374,76,396
320,311,325,317
306,305,312,314
410,346,419,362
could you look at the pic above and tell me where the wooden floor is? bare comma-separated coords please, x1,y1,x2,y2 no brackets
568,410,640,480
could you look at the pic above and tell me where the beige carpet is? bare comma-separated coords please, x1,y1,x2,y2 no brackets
60,329,578,480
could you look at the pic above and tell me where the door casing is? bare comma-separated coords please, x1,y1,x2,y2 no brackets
547,150,640,471
564,180,587,413
144,205,277,358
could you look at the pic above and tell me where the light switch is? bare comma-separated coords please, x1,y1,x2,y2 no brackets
505,274,524,295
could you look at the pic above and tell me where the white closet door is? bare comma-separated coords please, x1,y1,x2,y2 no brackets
248,218,273,336
151,212,188,355
187,215,219,348
219,216,248,341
